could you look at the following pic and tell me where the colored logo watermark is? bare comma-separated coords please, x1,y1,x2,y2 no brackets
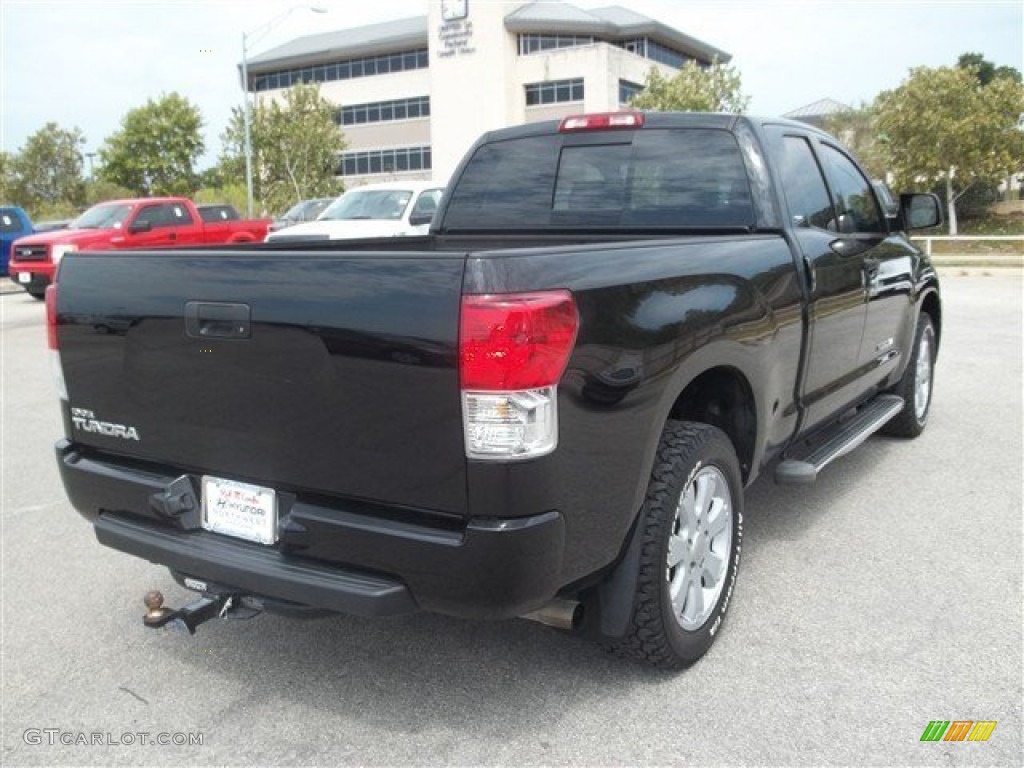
920,720,996,742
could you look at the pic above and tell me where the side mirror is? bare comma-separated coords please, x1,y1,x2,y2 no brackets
899,193,942,231
128,220,152,234
408,212,434,227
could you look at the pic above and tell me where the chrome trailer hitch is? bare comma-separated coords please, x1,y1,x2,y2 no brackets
143,590,256,634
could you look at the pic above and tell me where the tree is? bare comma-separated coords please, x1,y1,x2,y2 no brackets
219,83,346,215
875,65,1024,234
957,52,1022,86
629,60,749,113
0,151,16,201
822,105,887,180
83,179,134,206
194,182,249,213
7,122,86,215
99,93,204,196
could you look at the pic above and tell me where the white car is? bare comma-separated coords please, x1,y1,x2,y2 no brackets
264,181,444,242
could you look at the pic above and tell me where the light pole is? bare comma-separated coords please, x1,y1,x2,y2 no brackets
241,5,327,218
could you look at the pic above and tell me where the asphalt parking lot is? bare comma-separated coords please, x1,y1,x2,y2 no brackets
1,272,1021,766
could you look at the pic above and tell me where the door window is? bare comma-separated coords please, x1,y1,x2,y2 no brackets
818,144,883,233
134,204,195,229
774,136,834,230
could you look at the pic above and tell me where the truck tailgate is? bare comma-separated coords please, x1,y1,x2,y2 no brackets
56,250,468,516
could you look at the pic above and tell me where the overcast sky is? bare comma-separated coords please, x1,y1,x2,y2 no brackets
1,0,1021,170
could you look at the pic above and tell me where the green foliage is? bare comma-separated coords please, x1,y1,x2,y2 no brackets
83,179,134,206
219,84,347,216
0,151,15,201
933,181,1000,220
959,213,1024,236
194,183,248,213
99,93,204,196
876,65,1024,233
629,60,749,113
822,105,887,179
957,52,1022,86
6,122,86,214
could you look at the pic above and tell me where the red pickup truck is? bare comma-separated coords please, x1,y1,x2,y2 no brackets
8,197,270,299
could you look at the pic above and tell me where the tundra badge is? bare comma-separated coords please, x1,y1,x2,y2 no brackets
70,407,140,441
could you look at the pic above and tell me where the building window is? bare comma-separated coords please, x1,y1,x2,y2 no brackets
518,34,594,55
619,79,644,105
616,38,646,57
339,96,430,126
252,48,429,92
613,37,698,70
338,146,432,176
646,39,694,69
525,78,584,107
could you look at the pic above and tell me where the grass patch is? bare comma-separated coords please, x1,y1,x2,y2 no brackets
912,213,1024,254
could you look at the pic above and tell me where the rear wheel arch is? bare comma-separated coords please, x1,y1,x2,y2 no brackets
668,366,757,483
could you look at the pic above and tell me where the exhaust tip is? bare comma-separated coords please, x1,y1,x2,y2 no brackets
520,598,582,631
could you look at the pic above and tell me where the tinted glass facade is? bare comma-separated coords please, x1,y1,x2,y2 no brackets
518,34,699,71
525,78,584,106
340,96,430,126
518,34,595,54
339,146,432,176
618,79,644,104
252,49,429,92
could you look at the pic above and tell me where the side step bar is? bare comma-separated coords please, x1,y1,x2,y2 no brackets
775,395,904,484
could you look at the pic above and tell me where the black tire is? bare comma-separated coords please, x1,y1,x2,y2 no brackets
27,289,45,301
607,421,743,669
882,314,936,438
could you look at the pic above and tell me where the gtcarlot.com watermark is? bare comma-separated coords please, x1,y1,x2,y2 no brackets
24,729,203,747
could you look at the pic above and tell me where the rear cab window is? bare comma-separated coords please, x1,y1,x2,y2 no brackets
443,128,755,231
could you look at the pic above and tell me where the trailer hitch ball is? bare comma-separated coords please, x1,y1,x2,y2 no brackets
143,590,172,625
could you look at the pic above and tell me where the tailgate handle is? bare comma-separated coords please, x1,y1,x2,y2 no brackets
185,301,251,339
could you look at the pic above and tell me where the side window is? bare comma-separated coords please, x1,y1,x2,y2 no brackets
133,205,164,228
0,211,26,234
165,203,194,227
410,189,442,219
774,135,834,230
818,144,883,233
135,204,194,229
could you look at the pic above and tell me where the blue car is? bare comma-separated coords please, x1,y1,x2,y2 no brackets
1,206,34,277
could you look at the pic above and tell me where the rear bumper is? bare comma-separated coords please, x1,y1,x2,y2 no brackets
57,440,566,620
94,514,416,616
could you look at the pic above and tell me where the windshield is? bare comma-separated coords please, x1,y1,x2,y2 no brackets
72,203,134,230
281,201,309,220
319,190,413,221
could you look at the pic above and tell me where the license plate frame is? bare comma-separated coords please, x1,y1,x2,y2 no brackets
17,272,30,284
201,476,278,545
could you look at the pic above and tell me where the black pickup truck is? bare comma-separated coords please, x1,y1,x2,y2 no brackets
51,112,941,668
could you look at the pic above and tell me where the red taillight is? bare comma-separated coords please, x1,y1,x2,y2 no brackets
559,111,644,132
460,291,578,391
45,283,59,350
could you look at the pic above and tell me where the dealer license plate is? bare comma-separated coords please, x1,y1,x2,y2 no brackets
201,476,278,545
17,272,30,284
